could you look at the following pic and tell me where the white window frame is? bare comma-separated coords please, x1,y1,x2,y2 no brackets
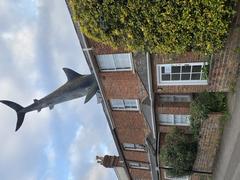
128,161,150,170
96,53,133,72
123,143,146,152
159,114,190,126
157,62,208,86
164,171,189,180
159,95,192,103
110,99,139,111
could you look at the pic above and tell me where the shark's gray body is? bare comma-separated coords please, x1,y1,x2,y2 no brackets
0,68,98,131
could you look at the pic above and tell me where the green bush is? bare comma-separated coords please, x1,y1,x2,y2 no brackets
69,0,236,54
190,92,227,139
160,128,198,177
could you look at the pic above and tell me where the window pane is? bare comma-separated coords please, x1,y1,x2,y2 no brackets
172,74,180,80
191,73,201,80
174,95,191,102
124,143,134,148
182,66,191,73
159,114,174,124
162,74,170,81
174,115,190,125
192,65,202,73
97,55,115,70
160,95,174,102
157,63,207,86
172,66,180,73
161,66,165,73
110,99,124,109
181,74,190,80
129,162,139,167
140,163,149,168
160,95,191,102
124,100,137,109
114,53,131,69
164,65,172,73
135,144,145,149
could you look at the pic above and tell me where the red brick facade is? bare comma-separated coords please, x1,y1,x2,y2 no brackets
66,1,240,180
86,41,152,180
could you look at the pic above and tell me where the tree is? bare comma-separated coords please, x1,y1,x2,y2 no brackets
160,128,198,177
69,0,235,54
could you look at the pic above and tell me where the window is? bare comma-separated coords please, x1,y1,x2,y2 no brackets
160,95,192,102
96,53,132,71
159,114,190,126
157,62,208,85
128,161,150,170
123,143,145,152
110,99,139,111
164,170,189,180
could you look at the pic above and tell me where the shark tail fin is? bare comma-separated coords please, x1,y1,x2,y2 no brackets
0,100,25,132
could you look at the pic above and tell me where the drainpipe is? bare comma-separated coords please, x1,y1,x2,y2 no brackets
146,52,161,179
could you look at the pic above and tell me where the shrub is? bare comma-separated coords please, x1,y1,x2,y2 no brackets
160,128,198,177
69,0,236,54
190,92,227,139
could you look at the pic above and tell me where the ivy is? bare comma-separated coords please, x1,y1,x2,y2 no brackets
69,0,235,54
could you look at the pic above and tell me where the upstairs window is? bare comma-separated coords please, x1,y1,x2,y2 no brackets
96,53,132,71
164,170,189,180
123,143,145,152
157,62,208,86
110,99,139,111
159,95,192,103
159,114,190,126
128,161,150,170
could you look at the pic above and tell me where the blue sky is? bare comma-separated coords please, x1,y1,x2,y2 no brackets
0,0,117,180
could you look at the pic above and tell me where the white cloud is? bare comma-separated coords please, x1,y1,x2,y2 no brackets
44,141,56,168
0,0,117,180
85,164,116,180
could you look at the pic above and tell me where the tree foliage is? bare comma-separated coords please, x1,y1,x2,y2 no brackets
69,0,235,54
160,128,198,177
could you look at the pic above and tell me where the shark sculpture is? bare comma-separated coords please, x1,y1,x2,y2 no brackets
0,68,98,131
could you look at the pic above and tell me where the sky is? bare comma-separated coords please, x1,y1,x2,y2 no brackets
0,0,118,180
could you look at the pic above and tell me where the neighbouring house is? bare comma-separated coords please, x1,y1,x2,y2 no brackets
65,1,240,180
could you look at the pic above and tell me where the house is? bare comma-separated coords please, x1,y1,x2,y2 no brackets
65,1,240,180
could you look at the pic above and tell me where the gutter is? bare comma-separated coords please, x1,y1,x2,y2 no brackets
146,52,156,139
146,52,161,180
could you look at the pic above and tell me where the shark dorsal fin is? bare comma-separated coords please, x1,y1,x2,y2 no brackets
63,68,83,81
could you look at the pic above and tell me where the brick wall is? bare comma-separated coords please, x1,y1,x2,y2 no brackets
129,169,152,180
193,113,223,173
156,102,190,114
208,3,240,92
100,72,147,100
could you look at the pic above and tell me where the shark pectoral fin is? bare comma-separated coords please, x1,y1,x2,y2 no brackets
34,99,38,103
49,104,54,110
63,68,83,81
84,86,98,104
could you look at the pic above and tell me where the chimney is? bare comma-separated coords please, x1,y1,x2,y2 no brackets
96,155,123,168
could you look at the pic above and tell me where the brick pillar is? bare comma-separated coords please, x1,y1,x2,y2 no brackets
96,155,123,168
